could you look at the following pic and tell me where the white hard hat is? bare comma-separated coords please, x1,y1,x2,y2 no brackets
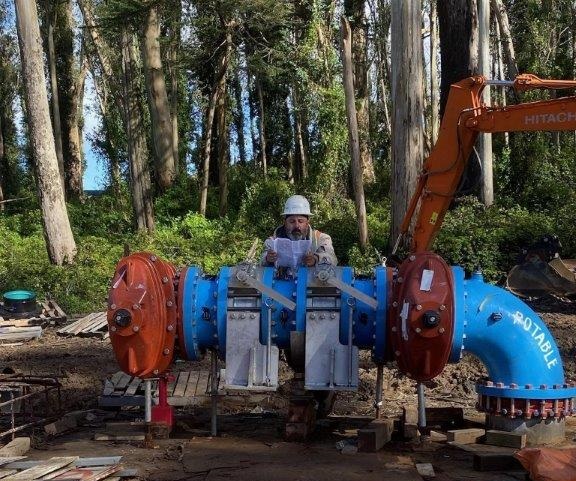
282,195,312,217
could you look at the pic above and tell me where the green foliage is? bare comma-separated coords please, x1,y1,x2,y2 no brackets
236,173,294,238
434,197,556,282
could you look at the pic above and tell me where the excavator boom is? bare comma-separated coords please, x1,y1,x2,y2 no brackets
401,74,576,254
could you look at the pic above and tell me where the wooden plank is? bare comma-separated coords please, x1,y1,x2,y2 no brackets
57,313,98,336
196,371,210,396
3,456,78,481
68,315,99,335
123,377,142,398
485,430,526,449
446,428,485,444
94,432,145,441
48,300,66,320
40,465,121,480
473,453,524,472
108,372,125,387
0,460,26,468
113,373,131,391
75,458,122,468
0,438,30,457
183,371,200,398
358,419,394,452
0,470,16,479
172,372,190,398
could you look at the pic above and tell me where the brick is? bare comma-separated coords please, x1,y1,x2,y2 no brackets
485,430,526,449
446,428,485,444
358,419,394,452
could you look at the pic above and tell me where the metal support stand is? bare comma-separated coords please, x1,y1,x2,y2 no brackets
210,350,218,436
375,364,384,419
417,382,426,429
144,379,152,423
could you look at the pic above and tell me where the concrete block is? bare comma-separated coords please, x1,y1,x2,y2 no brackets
485,430,526,449
446,428,485,444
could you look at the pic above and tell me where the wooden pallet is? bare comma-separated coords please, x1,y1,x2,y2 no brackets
0,300,66,329
98,370,221,408
57,312,108,339
0,456,136,480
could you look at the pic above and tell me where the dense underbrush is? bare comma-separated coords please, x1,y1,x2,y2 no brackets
0,177,574,314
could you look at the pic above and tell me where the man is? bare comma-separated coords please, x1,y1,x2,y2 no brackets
262,195,338,267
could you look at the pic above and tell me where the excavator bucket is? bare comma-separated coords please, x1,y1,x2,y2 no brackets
506,257,576,298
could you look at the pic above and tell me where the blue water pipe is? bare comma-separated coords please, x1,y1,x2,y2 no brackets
173,263,576,412
452,269,576,409
178,266,389,363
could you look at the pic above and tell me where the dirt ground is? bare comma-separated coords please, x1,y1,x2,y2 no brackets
0,297,575,480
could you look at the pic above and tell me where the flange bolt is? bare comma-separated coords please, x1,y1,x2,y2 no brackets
422,310,440,328
113,309,132,328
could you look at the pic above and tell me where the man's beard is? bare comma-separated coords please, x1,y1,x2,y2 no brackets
288,230,303,241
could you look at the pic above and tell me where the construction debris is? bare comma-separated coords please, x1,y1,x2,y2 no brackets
57,312,108,339
0,438,29,457
0,456,136,480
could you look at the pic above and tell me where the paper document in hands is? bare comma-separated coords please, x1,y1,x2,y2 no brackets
269,238,312,268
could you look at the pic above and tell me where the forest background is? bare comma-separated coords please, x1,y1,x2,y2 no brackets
1,0,575,314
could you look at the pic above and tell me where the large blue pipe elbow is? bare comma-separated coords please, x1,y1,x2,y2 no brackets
451,269,576,414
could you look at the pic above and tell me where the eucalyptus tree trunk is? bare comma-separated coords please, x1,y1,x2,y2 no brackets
122,30,155,233
199,28,232,216
232,67,247,165
491,0,518,78
478,0,493,206
46,6,65,187
66,37,87,200
142,5,175,191
291,87,308,181
77,0,124,119
344,0,375,184
0,117,4,212
438,0,478,118
256,76,267,178
166,0,181,173
341,16,368,252
217,92,229,217
58,0,84,200
15,0,76,264
430,0,440,144
374,0,391,137
389,0,424,247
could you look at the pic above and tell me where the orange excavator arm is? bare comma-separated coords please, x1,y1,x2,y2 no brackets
398,74,576,254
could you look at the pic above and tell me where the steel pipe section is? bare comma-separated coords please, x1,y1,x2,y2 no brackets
107,253,575,419
176,264,389,364
452,269,576,418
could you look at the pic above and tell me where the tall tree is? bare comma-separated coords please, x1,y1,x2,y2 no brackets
142,4,176,191
429,0,439,143
44,2,65,187
389,0,424,247
15,0,76,265
341,16,368,251
122,29,155,232
344,0,375,184
437,0,478,118
55,0,84,200
491,0,518,78
199,23,233,216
